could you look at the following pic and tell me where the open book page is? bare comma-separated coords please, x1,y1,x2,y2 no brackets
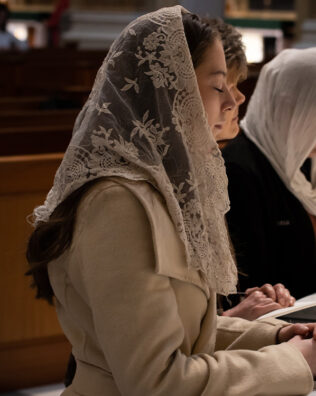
295,293,316,303
258,293,316,320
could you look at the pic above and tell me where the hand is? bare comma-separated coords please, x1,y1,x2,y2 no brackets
287,335,316,376
245,283,295,308
222,291,282,321
278,323,316,343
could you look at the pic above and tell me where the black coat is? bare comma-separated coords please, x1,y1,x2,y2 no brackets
222,133,316,299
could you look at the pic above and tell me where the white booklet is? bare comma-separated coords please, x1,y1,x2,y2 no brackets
258,293,316,321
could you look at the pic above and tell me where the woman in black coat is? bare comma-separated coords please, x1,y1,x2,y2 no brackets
223,48,316,301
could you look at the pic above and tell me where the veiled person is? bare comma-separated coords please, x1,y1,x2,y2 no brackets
27,7,316,396
223,48,316,300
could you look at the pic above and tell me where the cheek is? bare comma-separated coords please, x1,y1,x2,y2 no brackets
218,122,239,141
226,111,235,123
229,113,240,136
199,91,220,122
216,115,240,141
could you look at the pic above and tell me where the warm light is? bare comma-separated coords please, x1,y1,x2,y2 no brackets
7,22,28,41
236,26,284,64
241,31,264,63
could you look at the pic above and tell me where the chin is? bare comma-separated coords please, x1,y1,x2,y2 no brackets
216,128,239,142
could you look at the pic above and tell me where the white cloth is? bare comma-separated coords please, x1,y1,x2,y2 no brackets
32,6,237,295
0,31,28,50
240,48,316,215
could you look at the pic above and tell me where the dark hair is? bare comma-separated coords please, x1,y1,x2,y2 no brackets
208,18,247,81
26,12,221,303
182,12,219,68
26,179,100,303
0,3,9,31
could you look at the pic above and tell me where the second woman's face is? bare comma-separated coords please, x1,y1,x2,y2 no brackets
217,68,246,141
195,39,236,141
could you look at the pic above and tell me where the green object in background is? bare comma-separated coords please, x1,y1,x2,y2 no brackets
224,18,282,29
10,11,51,21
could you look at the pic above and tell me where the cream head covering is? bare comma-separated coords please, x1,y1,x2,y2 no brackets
241,48,316,215
33,6,237,295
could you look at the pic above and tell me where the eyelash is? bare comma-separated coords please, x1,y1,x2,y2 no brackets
214,87,224,93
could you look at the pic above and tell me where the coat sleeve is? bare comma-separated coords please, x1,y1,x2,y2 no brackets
74,183,313,396
215,315,288,351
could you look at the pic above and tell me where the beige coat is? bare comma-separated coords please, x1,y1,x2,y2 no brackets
48,178,313,396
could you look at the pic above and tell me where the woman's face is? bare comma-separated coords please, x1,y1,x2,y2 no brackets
216,68,246,141
195,39,236,141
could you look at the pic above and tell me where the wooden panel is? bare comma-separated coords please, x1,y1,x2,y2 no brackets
0,49,105,97
0,154,63,342
0,93,88,112
0,125,72,156
0,109,78,128
0,153,64,193
0,193,63,342
0,96,49,111
0,153,70,391
0,335,71,392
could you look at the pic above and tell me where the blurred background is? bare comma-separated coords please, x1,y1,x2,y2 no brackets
1,0,316,394
4,0,316,55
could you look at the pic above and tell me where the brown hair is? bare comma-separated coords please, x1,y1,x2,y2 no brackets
208,18,247,81
26,179,99,303
182,12,219,68
0,3,9,32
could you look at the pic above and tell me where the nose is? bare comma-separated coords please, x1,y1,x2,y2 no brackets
222,86,237,113
235,88,245,106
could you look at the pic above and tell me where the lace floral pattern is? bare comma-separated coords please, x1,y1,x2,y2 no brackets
33,6,237,295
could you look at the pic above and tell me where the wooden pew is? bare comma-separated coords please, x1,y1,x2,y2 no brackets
0,153,71,391
0,92,88,111
0,96,50,111
0,49,105,97
0,124,72,156
0,109,79,129
0,108,80,156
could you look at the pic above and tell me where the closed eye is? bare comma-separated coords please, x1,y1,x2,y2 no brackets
214,87,224,93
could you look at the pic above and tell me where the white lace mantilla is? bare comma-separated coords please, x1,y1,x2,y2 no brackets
34,6,237,295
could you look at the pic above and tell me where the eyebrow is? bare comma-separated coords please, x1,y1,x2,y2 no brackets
209,71,227,77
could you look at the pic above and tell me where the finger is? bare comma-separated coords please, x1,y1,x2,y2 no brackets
257,296,275,305
245,287,260,296
289,296,296,306
252,290,265,297
256,302,282,316
282,289,292,307
291,323,310,336
304,323,316,340
251,291,266,302
260,284,276,300
278,324,310,343
274,284,290,306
